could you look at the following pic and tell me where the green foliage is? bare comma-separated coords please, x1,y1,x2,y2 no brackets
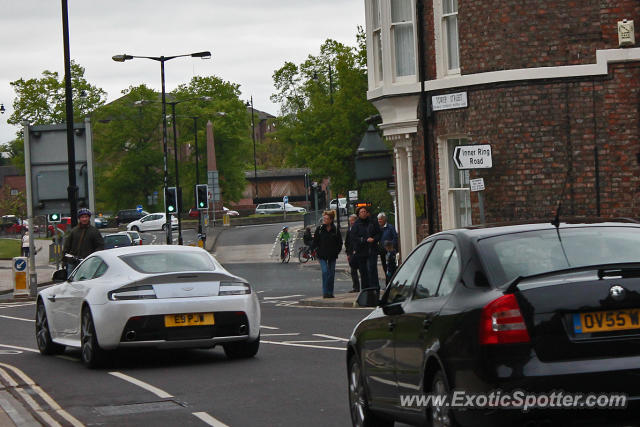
0,187,26,218
270,27,377,196
0,239,20,259
3,61,107,171
360,181,394,220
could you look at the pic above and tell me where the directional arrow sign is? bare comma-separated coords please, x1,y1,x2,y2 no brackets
453,144,492,169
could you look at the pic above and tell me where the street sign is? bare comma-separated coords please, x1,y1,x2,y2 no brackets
432,91,468,111
453,144,492,169
136,204,143,213
14,258,27,272
348,190,358,199
470,178,485,192
283,196,289,204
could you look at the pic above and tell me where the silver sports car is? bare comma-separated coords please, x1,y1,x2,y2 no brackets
36,245,260,368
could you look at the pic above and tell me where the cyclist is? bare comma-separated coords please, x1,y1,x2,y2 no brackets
278,226,291,261
62,208,104,277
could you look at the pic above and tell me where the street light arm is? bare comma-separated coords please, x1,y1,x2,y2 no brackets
113,51,211,63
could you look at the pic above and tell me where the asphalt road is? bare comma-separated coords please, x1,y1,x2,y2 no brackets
0,222,373,427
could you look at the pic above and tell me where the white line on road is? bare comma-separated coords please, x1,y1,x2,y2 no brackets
0,302,36,309
259,325,279,330
55,355,80,362
262,340,346,351
313,334,349,342
261,333,300,337
0,314,35,322
0,344,38,353
282,340,342,344
192,411,230,427
262,295,304,300
108,372,173,399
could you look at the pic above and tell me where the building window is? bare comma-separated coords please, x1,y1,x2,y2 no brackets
439,137,471,229
372,0,384,85
390,0,415,78
442,0,460,72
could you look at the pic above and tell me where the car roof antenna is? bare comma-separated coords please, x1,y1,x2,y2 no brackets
550,166,571,229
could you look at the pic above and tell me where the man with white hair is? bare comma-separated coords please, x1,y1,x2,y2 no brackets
377,212,398,278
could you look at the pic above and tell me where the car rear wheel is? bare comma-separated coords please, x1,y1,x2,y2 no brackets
161,224,167,231
35,300,65,355
81,308,108,368
130,225,139,232
223,335,260,359
430,370,455,427
348,355,393,427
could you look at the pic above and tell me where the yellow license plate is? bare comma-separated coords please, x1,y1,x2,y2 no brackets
574,309,640,334
164,313,215,327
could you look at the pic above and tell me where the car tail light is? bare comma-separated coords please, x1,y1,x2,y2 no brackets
219,282,251,295
479,294,530,345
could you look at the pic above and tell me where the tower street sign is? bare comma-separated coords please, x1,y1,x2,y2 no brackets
453,144,492,169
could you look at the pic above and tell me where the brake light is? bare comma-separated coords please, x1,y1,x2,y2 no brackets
479,294,530,345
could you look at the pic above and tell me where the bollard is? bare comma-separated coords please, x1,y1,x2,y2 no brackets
12,257,29,298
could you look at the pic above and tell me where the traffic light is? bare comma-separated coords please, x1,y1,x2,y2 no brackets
165,187,178,214
48,213,62,223
196,184,208,209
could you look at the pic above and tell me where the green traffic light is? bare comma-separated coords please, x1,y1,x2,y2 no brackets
168,206,175,212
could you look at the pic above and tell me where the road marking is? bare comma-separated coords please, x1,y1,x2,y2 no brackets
262,294,304,300
262,340,346,351
261,333,300,337
55,355,80,362
0,314,35,322
313,334,349,342
108,372,173,399
259,325,279,330
0,350,22,355
0,362,84,426
0,344,38,353
282,340,341,344
192,411,230,427
0,302,36,309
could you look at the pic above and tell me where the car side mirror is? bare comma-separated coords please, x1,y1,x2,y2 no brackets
382,302,404,316
52,269,67,282
356,288,380,307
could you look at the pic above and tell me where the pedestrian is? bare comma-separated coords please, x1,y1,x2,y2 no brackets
348,206,382,292
312,210,343,298
384,240,397,284
303,226,313,247
277,226,290,261
377,212,398,277
345,214,361,292
62,208,104,277
21,230,30,257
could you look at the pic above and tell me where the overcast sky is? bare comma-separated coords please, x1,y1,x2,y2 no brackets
0,1,365,145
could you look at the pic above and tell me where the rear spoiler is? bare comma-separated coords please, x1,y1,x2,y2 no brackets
117,271,247,290
501,262,640,294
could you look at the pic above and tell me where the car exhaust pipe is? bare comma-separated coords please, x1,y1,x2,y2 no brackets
125,330,136,341
238,324,247,335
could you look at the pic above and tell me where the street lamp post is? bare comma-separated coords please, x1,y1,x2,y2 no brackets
112,50,211,244
246,97,258,201
0,104,5,114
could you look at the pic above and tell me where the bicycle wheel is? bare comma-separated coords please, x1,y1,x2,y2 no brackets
298,247,310,264
284,246,291,263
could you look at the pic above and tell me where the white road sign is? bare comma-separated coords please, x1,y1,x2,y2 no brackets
453,144,492,169
432,91,468,111
348,190,358,199
470,178,485,192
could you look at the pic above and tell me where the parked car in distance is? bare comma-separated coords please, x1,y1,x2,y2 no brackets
348,220,640,427
35,245,260,368
329,198,347,216
189,206,240,218
126,213,178,232
115,209,149,226
94,217,110,229
103,232,133,249
126,230,143,245
255,202,306,215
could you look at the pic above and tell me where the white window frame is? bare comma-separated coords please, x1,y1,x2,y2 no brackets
438,136,471,230
433,0,460,78
389,0,418,83
369,0,384,87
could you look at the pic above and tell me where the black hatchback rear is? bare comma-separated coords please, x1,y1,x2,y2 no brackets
115,209,148,225
347,221,640,427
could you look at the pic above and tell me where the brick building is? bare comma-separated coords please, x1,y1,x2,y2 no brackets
364,0,640,258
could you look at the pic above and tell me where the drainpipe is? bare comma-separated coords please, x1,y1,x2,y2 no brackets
416,0,437,234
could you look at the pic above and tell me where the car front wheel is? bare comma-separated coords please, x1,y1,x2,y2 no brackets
81,308,108,368
348,355,393,427
130,225,139,232
223,336,260,359
35,300,65,355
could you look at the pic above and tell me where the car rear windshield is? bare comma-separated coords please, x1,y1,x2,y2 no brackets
477,226,640,286
119,251,216,274
105,235,131,246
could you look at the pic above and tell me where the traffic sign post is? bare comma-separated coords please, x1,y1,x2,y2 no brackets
12,257,28,297
283,196,289,220
136,204,143,213
453,144,492,169
470,178,486,224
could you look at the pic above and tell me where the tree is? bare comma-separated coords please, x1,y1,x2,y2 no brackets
3,61,106,171
0,187,26,219
270,27,378,195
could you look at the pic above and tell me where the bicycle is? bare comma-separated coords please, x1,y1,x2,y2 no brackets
298,245,317,263
280,241,291,263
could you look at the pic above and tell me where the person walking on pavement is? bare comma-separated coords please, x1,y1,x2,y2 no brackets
63,208,104,277
349,206,382,292
21,230,30,257
377,212,398,278
312,210,343,298
345,214,361,293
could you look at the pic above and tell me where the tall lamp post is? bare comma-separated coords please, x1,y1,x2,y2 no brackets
245,97,258,201
0,104,5,114
112,50,211,244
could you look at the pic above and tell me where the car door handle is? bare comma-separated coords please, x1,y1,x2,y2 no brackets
48,295,56,302
388,321,396,331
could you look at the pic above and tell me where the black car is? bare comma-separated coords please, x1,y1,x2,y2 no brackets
115,209,149,226
347,221,640,427
103,232,133,249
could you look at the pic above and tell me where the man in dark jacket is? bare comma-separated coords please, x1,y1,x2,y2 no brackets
312,210,343,298
348,206,382,290
63,208,104,277
344,214,361,292
377,212,398,277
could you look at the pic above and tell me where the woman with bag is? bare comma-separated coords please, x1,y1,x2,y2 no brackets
312,210,343,298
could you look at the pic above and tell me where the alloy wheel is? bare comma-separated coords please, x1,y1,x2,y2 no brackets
348,359,367,427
